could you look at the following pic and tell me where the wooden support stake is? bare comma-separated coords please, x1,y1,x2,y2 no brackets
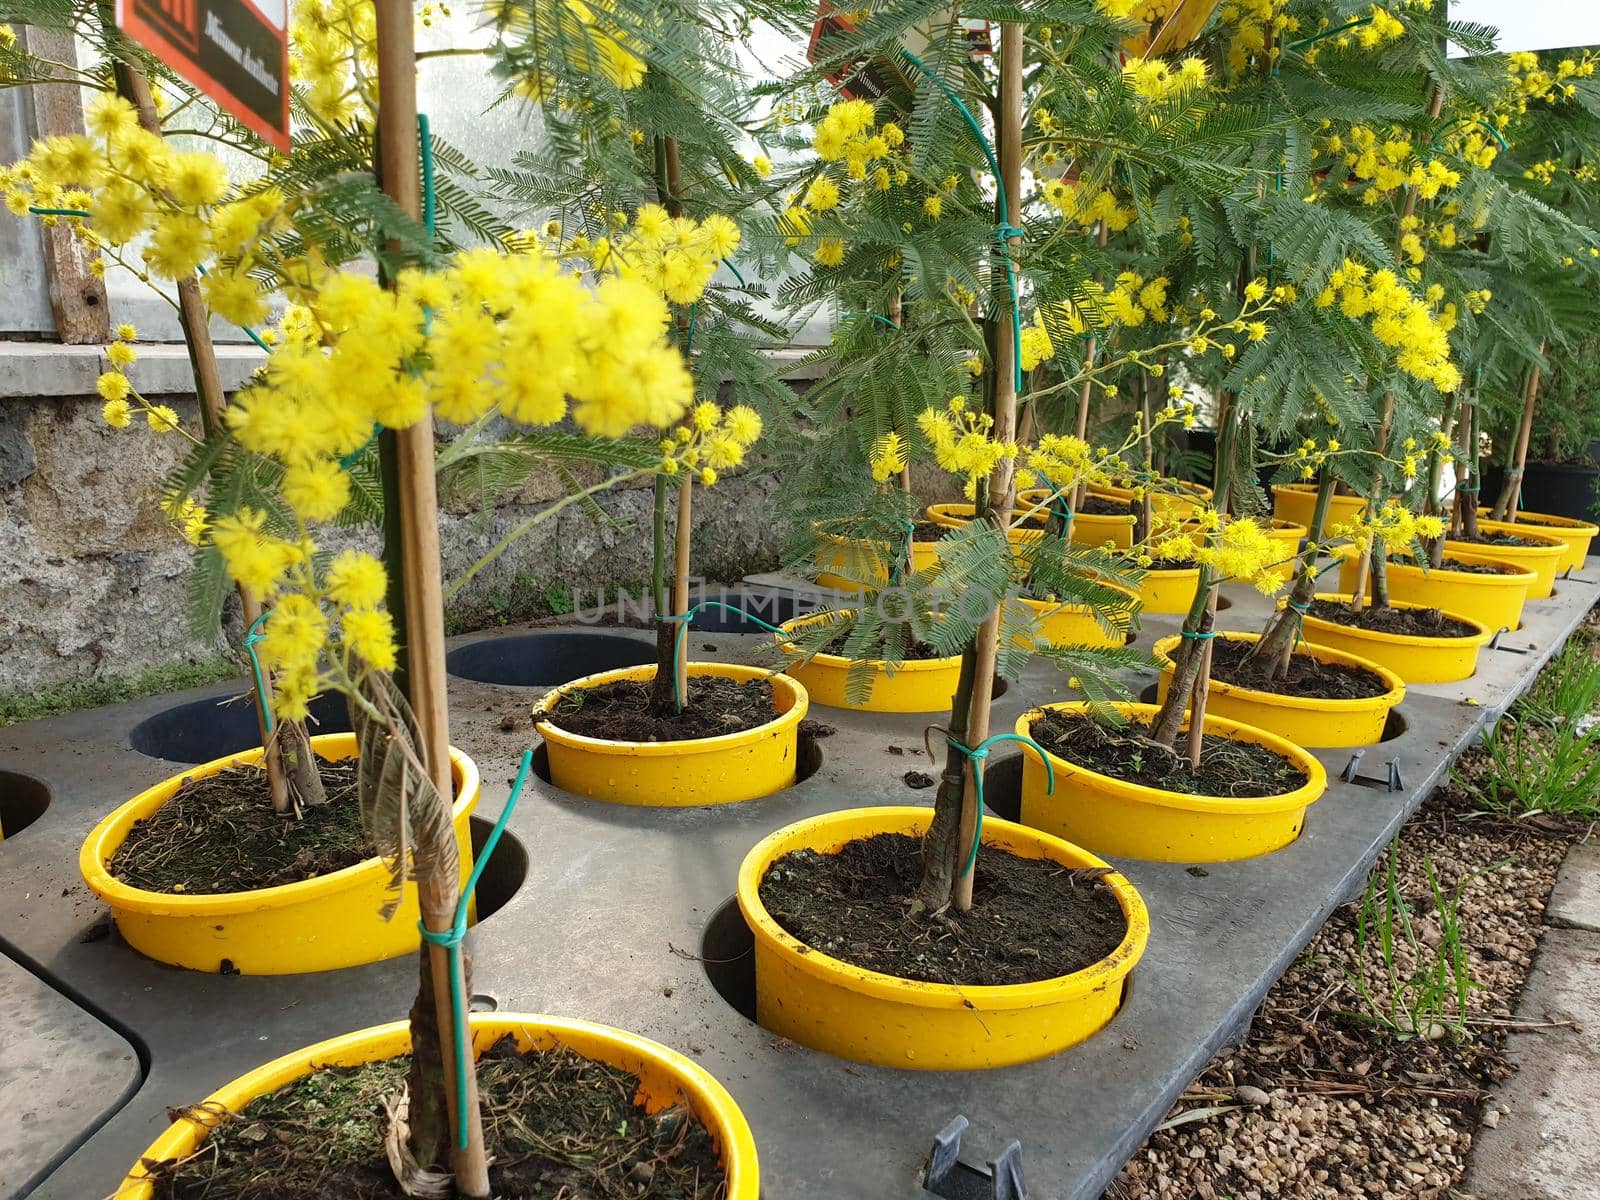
18,26,109,344
673,475,693,700
954,21,1023,913
373,2,487,1194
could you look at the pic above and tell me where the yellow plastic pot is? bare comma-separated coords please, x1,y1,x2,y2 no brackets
79,733,479,975
532,662,806,806
1153,631,1405,749
1271,483,1367,530
812,522,940,591
1009,594,1134,649
1444,521,1566,599
1135,563,1201,614
1337,548,1534,634
1092,478,1214,518
1015,702,1326,862
1478,509,1597,575
738,806,1148,1070
112,1013,759,1200
1290,592,1491,684
777,613,963,712
1011,488,1138,549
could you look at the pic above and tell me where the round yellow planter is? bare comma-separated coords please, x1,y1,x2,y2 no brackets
532,662,807,806
777,613,962,712
1445,522,1566,599
1290,592,1491,684
1010,594,1133,649
1478,509,1597,575
1010,488,1138,549
1153,631,1405,749
813,523,940,591
1263,518,1309,562
1015,702,1327,862
79,733,479,976
1337,548,1534,634
112,1013,759,1200
737,806,1148,1070
1272,483,1367,530
1092,478,1213,518
1135,563,1201,614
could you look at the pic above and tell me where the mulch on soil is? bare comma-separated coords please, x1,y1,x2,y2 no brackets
153,1036,727,1200
1030,710,1307,799
1106,723,1594,1200
540,675,778,742
1207,638,1392,700
1308,600,1480,640
110,759,366,894
1079,495,1134,517
1451,531,1556,549
1398,556,1523,576
820,629,947,660
759,831,1127,986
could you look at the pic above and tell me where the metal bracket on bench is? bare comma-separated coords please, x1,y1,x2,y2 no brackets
925,1115,1026,1200
1342,749,1402,792
1488,628,1532,655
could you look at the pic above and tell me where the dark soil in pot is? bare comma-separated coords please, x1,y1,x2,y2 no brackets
820,629,947,660
1207,638,1391,700
1307,600,1479,639
541,675,778,742
1029,710,1306,798
759,832,1127,986
110,759,366,894
1409,556,1524,576
1449,530,1554,549
1078,494,1133,517
151,1036,726,1200
910,521,947,542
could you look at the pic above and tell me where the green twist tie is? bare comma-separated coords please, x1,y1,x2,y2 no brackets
1180,628,1217,640
947,733,1055,877
418,747,533,1151
242,610,275,735
902,50,1024,394
660,603,790,713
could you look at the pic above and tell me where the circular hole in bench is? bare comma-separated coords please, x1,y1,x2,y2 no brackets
129,690,350,764
700,896,757,1022
1379,708,1408,743
447,631,655,688
0,770,51,839
468,815,528,921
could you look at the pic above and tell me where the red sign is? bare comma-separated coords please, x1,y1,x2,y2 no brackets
116,0,289,151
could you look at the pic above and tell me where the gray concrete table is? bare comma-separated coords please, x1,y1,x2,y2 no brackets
1,566,1594,1200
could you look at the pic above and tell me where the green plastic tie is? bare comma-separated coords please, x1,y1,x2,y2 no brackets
659,603,790,713
418,747,533,1151
242,609,275,735
902,50,1024,395
946,732,1055,877
1180,628,1217,640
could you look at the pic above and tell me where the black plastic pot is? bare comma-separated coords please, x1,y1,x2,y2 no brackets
1481,461,1600,523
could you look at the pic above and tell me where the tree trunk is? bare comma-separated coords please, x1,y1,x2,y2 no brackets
1244,467,1334,679
279,722,328,808
915,646,978,911
917,21,1022,914
1461,395,1482,542
1492,354,1542,521
649,475,677,709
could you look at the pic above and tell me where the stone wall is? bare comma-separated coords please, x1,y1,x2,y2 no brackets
0,378,787,698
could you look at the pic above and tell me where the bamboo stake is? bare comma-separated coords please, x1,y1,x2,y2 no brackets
953,21,1023,913
673,476,694,700
107,60,292,815
373,3,486,1193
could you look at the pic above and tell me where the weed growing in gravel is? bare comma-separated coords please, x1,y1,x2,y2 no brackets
1459,717,1600,818
1342,841,1486,1042
1513,635,1600,731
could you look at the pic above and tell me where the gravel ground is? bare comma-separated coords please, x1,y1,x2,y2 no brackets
1107,626,1599,1200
